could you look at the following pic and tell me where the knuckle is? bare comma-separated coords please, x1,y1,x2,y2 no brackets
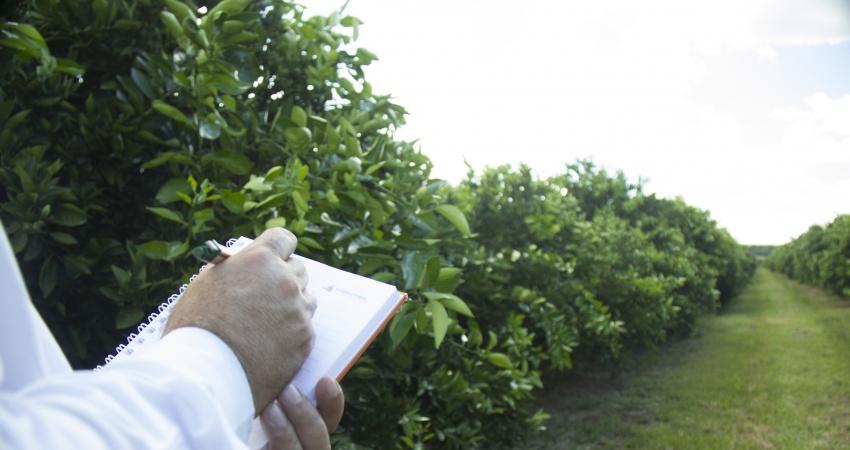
262,226,288,242
259,227,295,253
280,228,297,243
305,292,318,315
243,246,277,266
278,275,300,297
290,259,307,277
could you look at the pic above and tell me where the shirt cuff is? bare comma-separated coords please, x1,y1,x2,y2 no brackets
139,327,254,438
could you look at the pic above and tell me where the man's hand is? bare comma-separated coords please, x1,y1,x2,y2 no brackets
261,377,345,450
164,228,316,414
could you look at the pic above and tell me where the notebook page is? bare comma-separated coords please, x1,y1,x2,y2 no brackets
290,255,400,403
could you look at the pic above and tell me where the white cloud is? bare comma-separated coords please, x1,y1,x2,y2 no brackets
303,0,850,243
772,93,850,139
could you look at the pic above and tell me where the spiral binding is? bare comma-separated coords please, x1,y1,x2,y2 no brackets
95,237,244,370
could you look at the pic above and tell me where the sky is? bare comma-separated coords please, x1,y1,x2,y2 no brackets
304,0,850,245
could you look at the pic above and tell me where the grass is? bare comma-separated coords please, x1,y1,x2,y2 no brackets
522,268,850,449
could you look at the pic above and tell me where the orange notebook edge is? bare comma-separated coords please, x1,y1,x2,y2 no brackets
335,291,409,382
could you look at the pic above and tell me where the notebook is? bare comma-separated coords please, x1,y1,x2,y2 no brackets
99,236,407,444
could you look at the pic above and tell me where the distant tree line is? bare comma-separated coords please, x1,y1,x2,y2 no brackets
766,216,850,298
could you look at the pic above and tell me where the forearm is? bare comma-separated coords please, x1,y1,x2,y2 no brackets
0,328,253,449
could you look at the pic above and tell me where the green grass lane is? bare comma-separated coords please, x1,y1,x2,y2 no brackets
524,268,850,449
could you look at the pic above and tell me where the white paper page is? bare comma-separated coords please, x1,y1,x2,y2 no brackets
289,255,400,402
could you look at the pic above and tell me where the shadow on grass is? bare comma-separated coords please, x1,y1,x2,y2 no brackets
520,335,706,450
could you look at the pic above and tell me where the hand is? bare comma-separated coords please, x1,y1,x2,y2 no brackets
261,377,345,450
164,228,316,414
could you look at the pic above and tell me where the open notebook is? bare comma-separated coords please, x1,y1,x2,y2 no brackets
99,236,407,445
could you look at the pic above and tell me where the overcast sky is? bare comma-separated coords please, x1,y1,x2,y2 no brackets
305,0,850,245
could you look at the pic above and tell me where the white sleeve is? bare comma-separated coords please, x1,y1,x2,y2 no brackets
0,327,254,450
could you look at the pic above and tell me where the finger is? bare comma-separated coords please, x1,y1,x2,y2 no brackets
285,258,309,291
253,228,297,261
315,377,344,433
279,385,331,450
302,290,318,316
261,400,303,450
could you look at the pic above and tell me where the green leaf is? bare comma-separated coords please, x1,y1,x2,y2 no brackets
427,299,449,349
425,256,441,286
220,190,245,213
255,193,286,211
146,207,184,224
156,178,192,204
343,134,361,156
39,259,57,297
423,292,473,317
298,236,324,250
199,119,221,140
111,265,132,286
152,100,193,128
244,175,271,192
265,217,287,229
49,232,78,245
202,150,253,175
340,16,363,27
285,127,312,152
160,11,190,50
356,48,379,65
142,152,194,170
292,191,309,215
55,58,84,76
371,272,395,283
3,109,31,131
365,161,386,176
291,105,308,127
15,166,34,192
165,0,197,23
203,74,249,95
137,241,169,259
265,165,284,180
222,20,246,35
0,36,41,59
7,23,46,48
130,67,156,99
115,307,144,329
9,232,27,253
389,305,416,351
206,0,251,18
434,267,463,293
138,240,186,261
92,0,108,22
435,204,471,237
401,251,430,290
50,204,87,227
221,95,236,111
487,352,513,369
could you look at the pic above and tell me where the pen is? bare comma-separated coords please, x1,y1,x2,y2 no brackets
191,240,233,264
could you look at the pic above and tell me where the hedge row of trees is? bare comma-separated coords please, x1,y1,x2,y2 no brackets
0,1,755,447
766,216,850,298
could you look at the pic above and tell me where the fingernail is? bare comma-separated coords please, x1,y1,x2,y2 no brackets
261,401,287,427
281,384,302,406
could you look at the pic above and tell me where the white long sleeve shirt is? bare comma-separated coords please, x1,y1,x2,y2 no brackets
0,224,255,449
